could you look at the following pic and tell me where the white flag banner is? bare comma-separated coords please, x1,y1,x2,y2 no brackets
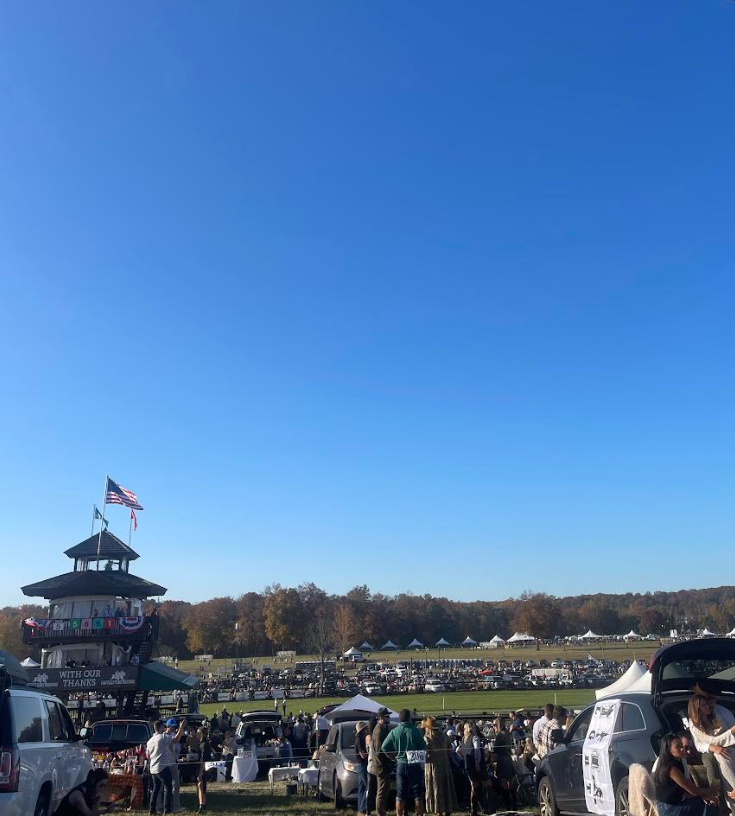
583,699,621,816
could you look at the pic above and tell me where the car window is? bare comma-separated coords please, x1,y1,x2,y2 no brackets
326,725,339,750
45,701,67,741
57,704,77,741
111,723,129,740
128,724,150,742
91,722,112,740
614,702,646,733
567,707,593,742
12,696,43,743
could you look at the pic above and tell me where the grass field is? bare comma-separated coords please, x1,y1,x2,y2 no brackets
178,641,659,676
199,688,596,719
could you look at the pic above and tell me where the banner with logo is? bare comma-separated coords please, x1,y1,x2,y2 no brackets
27,666,141,692
583,699,620,816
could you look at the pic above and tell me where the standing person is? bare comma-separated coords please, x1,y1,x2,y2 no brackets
462,724,486,816
355,721,370,816
380,709,426,816
365,716,378,815
654,733,719,816
424,717,458,816
196,728,212,814
493,718,517,811
537,706,566,760
371,708,392,816
146,718,187,816
165,720,185,814
533,704,553,751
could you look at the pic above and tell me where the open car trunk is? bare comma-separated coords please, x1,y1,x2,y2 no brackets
650,637,735,703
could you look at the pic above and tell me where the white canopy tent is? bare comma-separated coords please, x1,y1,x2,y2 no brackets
435,638,451,647
343,647,361,657
326,694,399,722
381,640,399,650
580,630,604,640
626,670,652,693
595,660,647,699
728,628,735,638
507,632,535,643
20,657,41,668
623,630,642,641
461,636,478,647
407,638,424,649
700,628,717,637
360,641,374,651
490,634,506,645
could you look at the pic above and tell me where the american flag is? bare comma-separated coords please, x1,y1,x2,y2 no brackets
106,478,144,510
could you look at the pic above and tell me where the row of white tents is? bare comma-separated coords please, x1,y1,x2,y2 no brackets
345,632,538,654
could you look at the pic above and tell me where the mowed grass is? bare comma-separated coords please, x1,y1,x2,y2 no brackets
179,641,658,677
126,780,334,816
199,688,596,719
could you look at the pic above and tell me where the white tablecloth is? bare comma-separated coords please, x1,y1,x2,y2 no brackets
232,755,258,783
268,766,300,788
298,768,319,788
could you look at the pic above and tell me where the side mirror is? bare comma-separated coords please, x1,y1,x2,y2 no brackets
551,728,566,745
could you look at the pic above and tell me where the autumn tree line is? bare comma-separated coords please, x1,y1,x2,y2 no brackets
2,584,735,660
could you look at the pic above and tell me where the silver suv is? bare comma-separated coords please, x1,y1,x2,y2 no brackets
1,658,92,816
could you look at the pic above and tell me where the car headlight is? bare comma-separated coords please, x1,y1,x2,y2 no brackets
343,760,359,772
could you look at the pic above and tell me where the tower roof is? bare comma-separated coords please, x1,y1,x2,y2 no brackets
21,570,166,600
64,531,140,561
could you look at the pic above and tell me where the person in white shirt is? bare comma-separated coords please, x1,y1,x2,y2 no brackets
687,694,735,802
533,704,554,749
147,718,187,815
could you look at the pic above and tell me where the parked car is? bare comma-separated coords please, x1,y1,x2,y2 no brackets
537,637,735,816
235,711,282,771
319,718,395,808
0,681,92,816
83,718,153,754
425,681,446,693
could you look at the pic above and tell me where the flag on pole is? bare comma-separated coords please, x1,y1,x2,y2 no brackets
105,478,143,510
131,509,137,531
94,506,109,530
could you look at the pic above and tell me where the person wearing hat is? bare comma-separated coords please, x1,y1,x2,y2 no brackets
146,718,187,815
370,708,393,816
424,717,458,816
355,721,370,816
380,709,426,816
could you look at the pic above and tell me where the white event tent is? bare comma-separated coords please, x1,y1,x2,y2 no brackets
595,660,647,699
728,628,735,638
381,640,399,650
21,657,41,668
580,629,603,640
435,637,451,647
360,641,374,651
489,634,506,645
700,628,717,637
344,647,362,657
407,638,424,649
507,632,535,643
326,694,399,722
461,636,478,647
623,630,642,641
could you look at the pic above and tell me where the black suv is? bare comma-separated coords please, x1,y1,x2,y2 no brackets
537,637,735,816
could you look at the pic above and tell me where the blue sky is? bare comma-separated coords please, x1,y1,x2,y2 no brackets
2,1,734,607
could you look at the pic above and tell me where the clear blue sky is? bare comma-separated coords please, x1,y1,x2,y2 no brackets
2,1,734,608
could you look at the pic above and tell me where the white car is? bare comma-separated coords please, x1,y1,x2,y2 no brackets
424,681,446,693
0,687,92,816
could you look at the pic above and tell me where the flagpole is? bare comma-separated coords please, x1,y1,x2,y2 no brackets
128,510,133,546
97,474,108,566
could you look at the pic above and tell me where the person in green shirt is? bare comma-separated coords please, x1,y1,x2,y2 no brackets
380,709,426,816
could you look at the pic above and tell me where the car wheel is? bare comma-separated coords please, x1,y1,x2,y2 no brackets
538,777,559,816
334,776,346,810
615,776,629,816
34,794,49,816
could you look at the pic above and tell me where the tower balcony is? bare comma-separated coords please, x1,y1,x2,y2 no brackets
23,614,157,645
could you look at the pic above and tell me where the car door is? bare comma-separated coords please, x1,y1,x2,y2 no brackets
320,725,339,796
545,706,594,813
11,692,54,814
44,699,73,804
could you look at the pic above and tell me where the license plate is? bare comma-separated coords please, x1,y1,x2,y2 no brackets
406,750,425,765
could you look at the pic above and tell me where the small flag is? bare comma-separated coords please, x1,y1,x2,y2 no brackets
24,617,41,628
106,478,143,510
131,508,137,531
94,506,109,530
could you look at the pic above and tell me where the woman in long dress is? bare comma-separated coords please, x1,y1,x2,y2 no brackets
424,717,458,816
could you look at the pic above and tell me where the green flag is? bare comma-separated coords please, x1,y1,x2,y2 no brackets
94,506,109,530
